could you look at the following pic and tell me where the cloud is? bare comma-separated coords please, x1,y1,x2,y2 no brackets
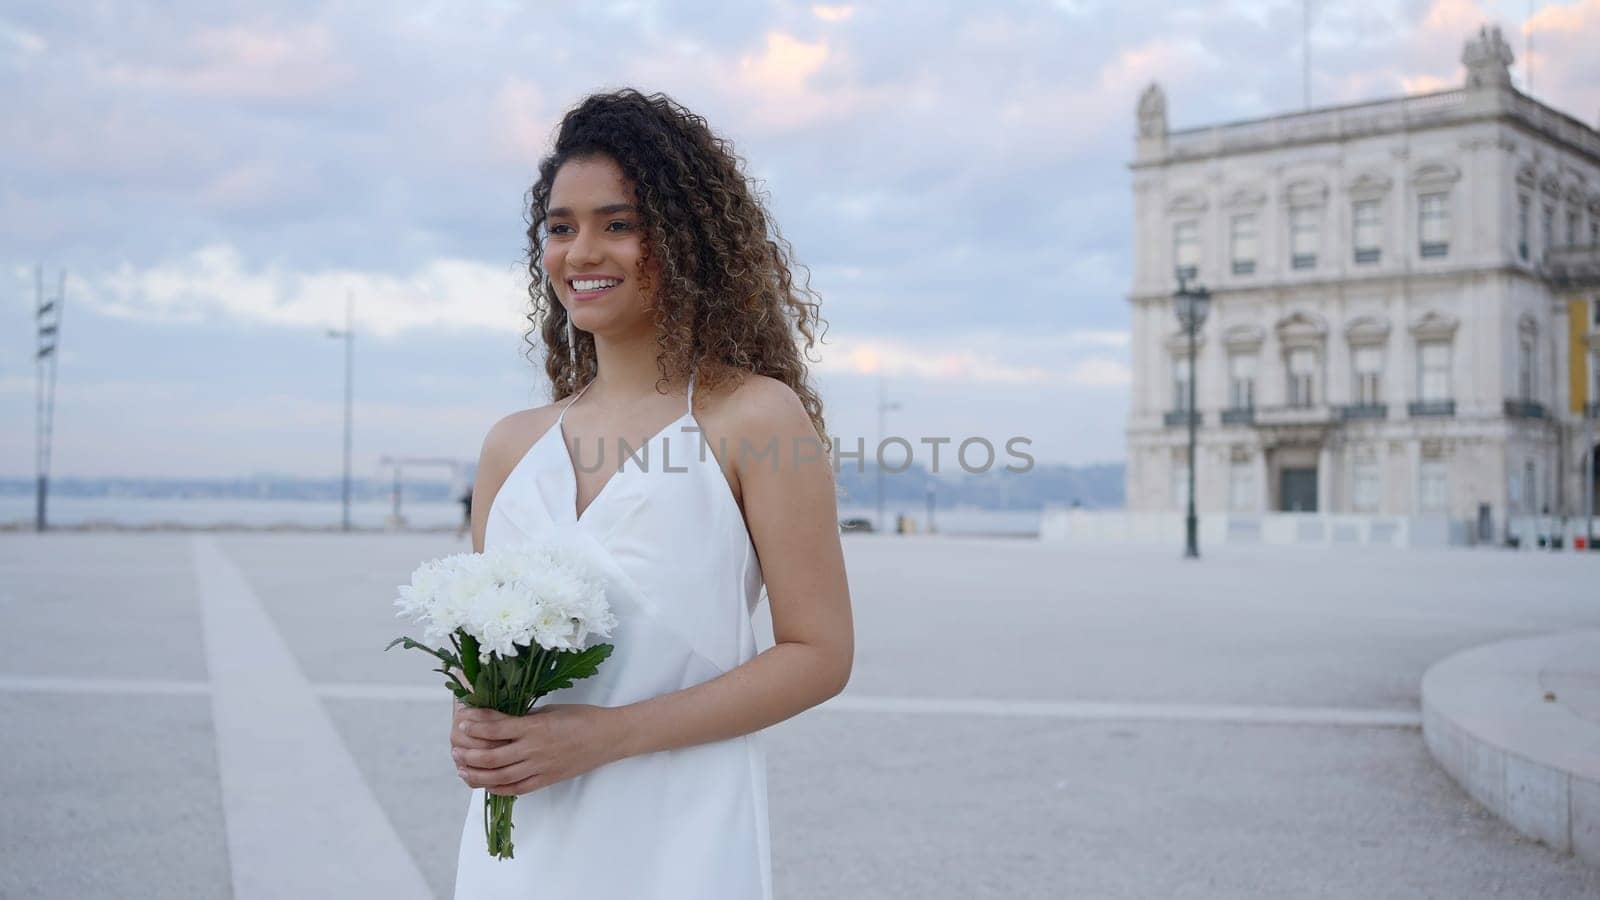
0,18,46,58
1524,0,1600,118
810,5,855,23
811,331,1131,387
73,245,530,339
98,22,353,102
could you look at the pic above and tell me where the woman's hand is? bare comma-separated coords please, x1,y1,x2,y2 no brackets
452,703,628,797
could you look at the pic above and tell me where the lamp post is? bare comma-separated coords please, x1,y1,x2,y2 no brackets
326,293,354,532
876,373,901,534
1174,272,1211,559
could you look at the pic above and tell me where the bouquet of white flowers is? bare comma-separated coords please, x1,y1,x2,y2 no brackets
387,533,617,860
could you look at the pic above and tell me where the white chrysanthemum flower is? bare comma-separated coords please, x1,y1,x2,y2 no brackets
466,582,539,659
393,532,613,659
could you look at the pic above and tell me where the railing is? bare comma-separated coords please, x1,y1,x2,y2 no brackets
1163,410,1202,427
1162,89,1469,160
1156,85,1600,165
1508,92,1600,161
1542,245,1600,289
1254,405,1336,426
1408,399,1456,417
1220,407,1256,425
1340,404,1388,421
1503,399,1548,420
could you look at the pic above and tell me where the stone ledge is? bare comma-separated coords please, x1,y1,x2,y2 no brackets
1421,631,1600,866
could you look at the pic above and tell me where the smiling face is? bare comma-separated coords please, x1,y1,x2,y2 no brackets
544,154,659,339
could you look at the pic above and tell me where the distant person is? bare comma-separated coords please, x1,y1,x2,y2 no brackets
447,88,854,899
454,465,475,540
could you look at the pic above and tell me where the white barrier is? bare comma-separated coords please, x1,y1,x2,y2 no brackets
1038,509,1472,549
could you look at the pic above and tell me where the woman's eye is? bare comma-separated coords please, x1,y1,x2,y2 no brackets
607,221,633,231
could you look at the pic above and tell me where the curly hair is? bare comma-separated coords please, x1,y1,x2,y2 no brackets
521,87,830,452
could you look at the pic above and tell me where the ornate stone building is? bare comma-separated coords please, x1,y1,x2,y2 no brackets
1124,26,1600,535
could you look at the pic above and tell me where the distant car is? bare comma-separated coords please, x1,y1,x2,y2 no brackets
838,517,874,533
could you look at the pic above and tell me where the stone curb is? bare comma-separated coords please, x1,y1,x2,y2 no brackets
1421,631,1600,867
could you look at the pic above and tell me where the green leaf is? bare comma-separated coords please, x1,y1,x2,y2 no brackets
534,644,614,695
460,634,481,684
385,636,456,668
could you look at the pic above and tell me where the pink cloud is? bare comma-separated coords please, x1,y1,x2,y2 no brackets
100,22,352,102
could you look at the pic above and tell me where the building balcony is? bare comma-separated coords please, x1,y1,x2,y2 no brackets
1220,407,1256,425
1541,245,1600,289
1590,402,1600,421
1254,404,1336,427
1339,403,1388,422
1408,399,1456,418
1163,410,1202,427
1503,399,1548,420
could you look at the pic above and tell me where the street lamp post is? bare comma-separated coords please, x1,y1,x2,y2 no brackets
876,373,901,534
1173,272,1212,559
326,293,354,532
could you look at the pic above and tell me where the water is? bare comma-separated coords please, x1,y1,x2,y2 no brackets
1,496,1041,536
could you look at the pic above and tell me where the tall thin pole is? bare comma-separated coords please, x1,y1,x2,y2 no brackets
327,294,355,531
1526,0,1534,97
1302,0,1311,110
1185,306,1200,559
34,267,64,533
1585,408,1594,549
341,293,354,532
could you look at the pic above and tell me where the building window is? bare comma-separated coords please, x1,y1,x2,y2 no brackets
1523,460,1538,514
1569,210,1582,249
1353,451,1381,513
1419,192,1450,258
1228,352,1257,409
1352,199,1382,264
1173,220,1200,280
1287,347,1317,407
1172,355,1193,412
1229,459,1257,512
1352,345,1383,405
1518,195,1531,261
1592,220,1598,248
1419,458,1448,513
1518,332,1536,401
1542,203,1555,258
1418,341,1451,402
1230,214,1257,275
1289,206,1319,270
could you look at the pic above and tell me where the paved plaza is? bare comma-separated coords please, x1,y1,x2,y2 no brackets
1,532,1598,898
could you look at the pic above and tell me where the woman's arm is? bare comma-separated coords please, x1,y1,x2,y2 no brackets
610,378,854,757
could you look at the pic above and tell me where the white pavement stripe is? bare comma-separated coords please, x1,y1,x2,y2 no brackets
192,537,434,900
305,682,1421,729
0,674,1421,729
0,675,211,696
820,695,1422,728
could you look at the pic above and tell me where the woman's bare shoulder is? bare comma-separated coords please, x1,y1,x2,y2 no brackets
704,370,804,423
480,402,564,472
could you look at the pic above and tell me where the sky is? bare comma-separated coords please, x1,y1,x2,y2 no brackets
2,0,1597,479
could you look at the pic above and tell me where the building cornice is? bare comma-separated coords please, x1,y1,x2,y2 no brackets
1130,87,1600,172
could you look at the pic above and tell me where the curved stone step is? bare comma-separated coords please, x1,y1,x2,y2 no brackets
1421,631,1600,867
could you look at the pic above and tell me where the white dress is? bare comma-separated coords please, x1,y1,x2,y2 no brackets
453,369,772,899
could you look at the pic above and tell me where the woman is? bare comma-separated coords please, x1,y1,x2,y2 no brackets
450,88,855,899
